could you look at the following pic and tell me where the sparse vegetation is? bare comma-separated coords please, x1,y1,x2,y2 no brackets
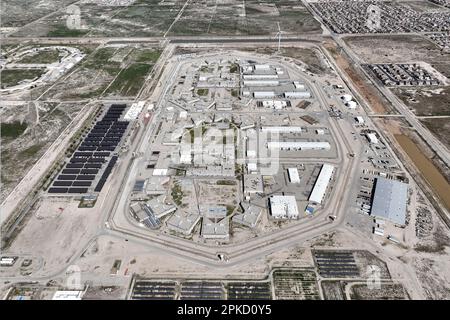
106,63,152,96
17,50,61,64
47,25,88,37
171,183,184,206
197,88,209,96
1,121,28,138
0,69,45,88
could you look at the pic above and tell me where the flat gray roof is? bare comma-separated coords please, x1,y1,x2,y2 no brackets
371,177,408,225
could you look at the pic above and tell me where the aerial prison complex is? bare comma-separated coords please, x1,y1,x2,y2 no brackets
35,52,410,246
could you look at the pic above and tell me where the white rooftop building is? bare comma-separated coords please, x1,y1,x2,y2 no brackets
366,133,379,144
269,195,299,219
267,141,331,151
316,129,325,135
124,101,145,120
284,91,311,99
244,80,279,87
243,74,278,80
309,164,335,204
153,168,169,176
293,81,306,90
261,126,302,133
355,116,365,124
261,100,287,109
346,101,357,109
287,168,301,184
254,64,271,71
254,91,275,98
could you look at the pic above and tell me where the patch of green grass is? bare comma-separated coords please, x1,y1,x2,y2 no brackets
0,69,45,88
1,121,28,138
47,25,88,37
200,66,211,72
171,183,183,206
197,88,209,96
135,49,161,63
106,63,152,96
226,205,235,216
83,48,120,72
18,144,43,158
17,50,60,64
229,63,239,73
216,180,236,186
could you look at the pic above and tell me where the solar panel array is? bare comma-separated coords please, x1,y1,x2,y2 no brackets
227,282,272,300
48,104,129,195
179,282,224,300
313,250,360,278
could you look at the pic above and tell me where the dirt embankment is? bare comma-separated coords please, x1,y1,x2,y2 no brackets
323,41,391,114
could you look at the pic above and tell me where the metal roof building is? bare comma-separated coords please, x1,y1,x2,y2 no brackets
309,164,334,204
269,195,299,219
371,177,408,225
243,80,280,87
253,91,275,98
166,212,201,236
287,168,301,183
284,91,311,99
261,126,302,133
366,133,379,144
267,141,331,151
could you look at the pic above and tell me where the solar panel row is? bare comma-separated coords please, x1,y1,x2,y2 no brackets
48,187,88,194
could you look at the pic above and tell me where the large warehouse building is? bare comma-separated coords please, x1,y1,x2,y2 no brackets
309,164,335,204
371,177,408,225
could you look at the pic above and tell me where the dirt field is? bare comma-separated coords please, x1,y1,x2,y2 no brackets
421,118,450,150
344,35,450,64
392,86,450,116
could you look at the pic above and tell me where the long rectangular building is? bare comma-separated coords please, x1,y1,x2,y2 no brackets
244,80,280,86
261,126,302,133
309,164,335,204
267,141,331,151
